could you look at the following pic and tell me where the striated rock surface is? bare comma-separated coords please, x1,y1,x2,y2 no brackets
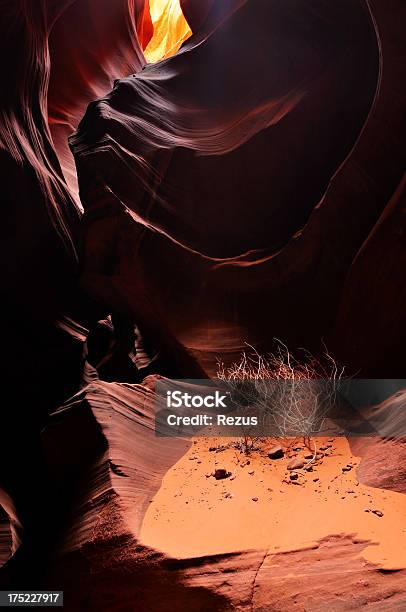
351,390,406,494
1,375,404,608
356,438,406,494
1,2,405,608
0,0,154,432
39,378,227,609
0,2,80,317
204,1,404,374
48,0,152,195
251,535,406,611
70,0,380,372
2,0,404,379
32,381,406,610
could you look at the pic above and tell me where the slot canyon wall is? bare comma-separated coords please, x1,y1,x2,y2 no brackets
1,0,405,395
69,0,404,378
0,0,405,607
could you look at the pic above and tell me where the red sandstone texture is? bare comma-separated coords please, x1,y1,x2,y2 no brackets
351,391,406,494
1,0,404,375
0,1,405,609
37,380,406,610
70,0,380,373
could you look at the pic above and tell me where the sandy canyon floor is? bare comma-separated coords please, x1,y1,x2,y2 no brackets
140,436,406,570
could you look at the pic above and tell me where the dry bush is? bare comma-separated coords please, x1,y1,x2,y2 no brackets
217,342,344,459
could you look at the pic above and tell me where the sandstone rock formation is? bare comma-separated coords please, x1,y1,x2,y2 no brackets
35,380,406,610
71,0,381,372
351,390,406,494
0,1,405,608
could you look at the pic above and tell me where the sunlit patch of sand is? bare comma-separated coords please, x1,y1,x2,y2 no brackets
140,437,406,569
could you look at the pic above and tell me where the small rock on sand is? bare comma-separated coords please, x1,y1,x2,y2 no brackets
268,445,284,459
214,469,231,480
287,458,305,470
252,497,259,502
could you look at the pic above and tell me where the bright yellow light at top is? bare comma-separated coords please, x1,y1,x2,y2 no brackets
144,0,192,63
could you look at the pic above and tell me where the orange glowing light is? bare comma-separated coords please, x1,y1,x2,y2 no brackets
144,0,192,63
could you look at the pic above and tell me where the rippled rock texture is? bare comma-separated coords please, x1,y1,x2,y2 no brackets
38,380,406,610
1,0,404,379
0,0,405,609
71,0,383,372
352,390,406,494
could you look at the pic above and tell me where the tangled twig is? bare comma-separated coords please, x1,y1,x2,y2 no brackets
217,341,344,452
